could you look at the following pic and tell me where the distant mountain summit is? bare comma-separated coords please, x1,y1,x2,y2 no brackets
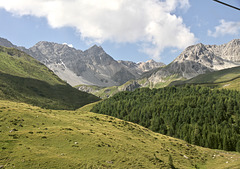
0,38,164,87
175,39,240,71
147,39,240,85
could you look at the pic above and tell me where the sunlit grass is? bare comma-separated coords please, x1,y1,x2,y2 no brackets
1,100,240,168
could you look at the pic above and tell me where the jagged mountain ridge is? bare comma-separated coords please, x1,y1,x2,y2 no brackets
78,39,240,98
0,37,165,87
118,59,165,74
148,39,240,85
1,37,239,90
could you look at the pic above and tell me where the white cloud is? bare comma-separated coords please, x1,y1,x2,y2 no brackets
0,0,196,60
62,43,73,48
208,20,240,37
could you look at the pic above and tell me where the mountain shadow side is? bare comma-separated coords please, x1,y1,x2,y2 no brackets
0,46,100,109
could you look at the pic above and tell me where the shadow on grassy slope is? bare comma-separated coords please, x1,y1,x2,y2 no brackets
0,72,100,110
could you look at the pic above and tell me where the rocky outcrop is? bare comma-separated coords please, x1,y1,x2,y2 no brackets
118,59,165,76
77,85,102,93
119,81,141,92
137,59,165,72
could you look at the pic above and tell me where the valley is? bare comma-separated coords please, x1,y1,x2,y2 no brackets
0,38,240,169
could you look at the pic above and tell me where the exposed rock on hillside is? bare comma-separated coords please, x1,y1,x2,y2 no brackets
119,81,141,92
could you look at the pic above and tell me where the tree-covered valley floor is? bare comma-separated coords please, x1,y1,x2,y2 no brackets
1,100,240,169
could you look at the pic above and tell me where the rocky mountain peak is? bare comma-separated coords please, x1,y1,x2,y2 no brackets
144,59,155,64
33,41,55,48
137,59,165,72
179,43,208,61
219,39,240,62
85,45,104,54
150,39,240,82
33,41,76,51
227,39,240,46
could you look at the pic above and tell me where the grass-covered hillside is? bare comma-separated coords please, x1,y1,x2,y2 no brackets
1,100,240,169
91,86,240,152
0,46,100,109
169,66,240,91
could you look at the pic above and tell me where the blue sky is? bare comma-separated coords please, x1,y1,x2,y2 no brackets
0,0,239,64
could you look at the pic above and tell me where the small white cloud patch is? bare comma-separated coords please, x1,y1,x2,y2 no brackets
62,43,73,48
208,20,240,37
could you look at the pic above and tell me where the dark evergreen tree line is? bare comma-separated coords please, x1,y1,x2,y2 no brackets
91,86,240,152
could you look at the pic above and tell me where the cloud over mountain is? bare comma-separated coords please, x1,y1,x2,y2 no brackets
0,0,196,59
208,20,240,38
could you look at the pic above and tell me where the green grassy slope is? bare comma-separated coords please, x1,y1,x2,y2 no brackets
0,46,63,85
218,78,240,90
1,100,240,169
169,66,240,90
0,46,100,109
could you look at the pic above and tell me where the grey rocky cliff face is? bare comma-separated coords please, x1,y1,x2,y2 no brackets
119,81,141,92
26,42,165,87
27,42,131,87
147,39,240,85
137,59,165,72
118,59,165,77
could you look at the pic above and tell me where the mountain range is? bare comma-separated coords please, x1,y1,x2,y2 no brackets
0,37,239,94
76,39,240,98
0,37,164,87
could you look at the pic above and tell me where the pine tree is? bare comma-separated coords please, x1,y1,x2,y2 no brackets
236,141,240,153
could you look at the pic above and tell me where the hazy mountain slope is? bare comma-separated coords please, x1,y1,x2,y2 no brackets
1,100,240,169
0,46,99,109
